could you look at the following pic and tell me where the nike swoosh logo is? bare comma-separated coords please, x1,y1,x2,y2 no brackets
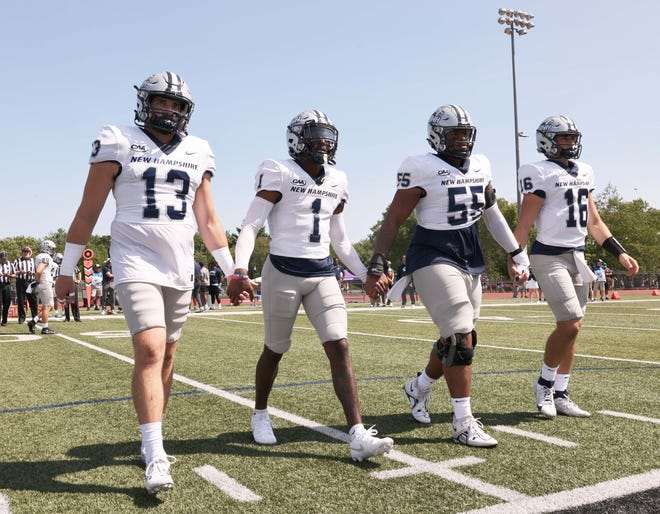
186,151,197,155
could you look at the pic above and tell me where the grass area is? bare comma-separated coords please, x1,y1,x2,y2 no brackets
0,294,658,513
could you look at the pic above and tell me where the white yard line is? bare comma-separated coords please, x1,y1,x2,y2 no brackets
490,426,577,447
461,468,660,514
599,410,660,424
193,465,261,502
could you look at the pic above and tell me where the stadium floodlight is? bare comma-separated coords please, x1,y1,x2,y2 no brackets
497,7,535,216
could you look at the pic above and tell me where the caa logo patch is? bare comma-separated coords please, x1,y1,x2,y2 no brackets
292,178,307,186
130,144,148,152
437,169,451,176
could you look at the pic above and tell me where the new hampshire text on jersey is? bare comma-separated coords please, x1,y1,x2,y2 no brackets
130,155,199,170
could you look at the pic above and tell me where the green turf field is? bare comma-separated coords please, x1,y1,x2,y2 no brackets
1,295,659,513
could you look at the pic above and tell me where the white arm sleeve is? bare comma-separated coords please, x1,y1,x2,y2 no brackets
329,213,368,281
481,203,520,254
482,204,530,268
234,196,274,272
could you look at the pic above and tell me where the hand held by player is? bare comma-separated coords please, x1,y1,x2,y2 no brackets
226,270,254,305
55,275,75,304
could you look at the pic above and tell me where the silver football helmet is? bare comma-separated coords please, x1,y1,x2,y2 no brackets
40,240,56,256
287,110,339,165
536,115,582,159
53,253,63,265
134,71,194,134
427,104,477,159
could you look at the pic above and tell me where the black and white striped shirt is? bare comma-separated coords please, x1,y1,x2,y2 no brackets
0,261,14,284
13,257,35,281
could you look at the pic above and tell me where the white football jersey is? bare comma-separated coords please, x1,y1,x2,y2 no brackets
397,153,492,229
518,159,595,248
255,158,349,259
90,125,215,289
34,253,54,284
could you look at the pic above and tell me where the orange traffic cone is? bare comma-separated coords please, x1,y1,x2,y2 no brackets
652,290,660,296
610,292,620,300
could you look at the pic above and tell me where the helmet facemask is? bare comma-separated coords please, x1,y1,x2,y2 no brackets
134,72,194,134
298,123,338,165
536,116,582,159
427,105,477,159
287,111,339,165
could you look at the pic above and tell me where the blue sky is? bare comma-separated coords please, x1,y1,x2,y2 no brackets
2,0,658,243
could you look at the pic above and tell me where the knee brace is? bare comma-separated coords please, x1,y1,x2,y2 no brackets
435,330,477,366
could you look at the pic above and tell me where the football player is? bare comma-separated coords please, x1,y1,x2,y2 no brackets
365,105,529,447
27,240,58,335
513,115,638,418
226,110,394,462
55,72,235,494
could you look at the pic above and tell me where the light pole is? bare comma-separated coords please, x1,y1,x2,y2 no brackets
498,8,534,215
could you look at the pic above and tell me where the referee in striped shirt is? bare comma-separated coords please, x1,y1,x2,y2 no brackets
13,246,38,324
0,250,15,326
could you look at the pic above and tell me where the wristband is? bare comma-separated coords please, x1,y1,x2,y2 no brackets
231,273,250,280
59,243,85,277
211,246,234,277
509,246,524,258
367,253,388,277
602,236,627,258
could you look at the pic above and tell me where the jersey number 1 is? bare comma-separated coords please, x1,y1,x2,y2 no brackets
309,198,321,243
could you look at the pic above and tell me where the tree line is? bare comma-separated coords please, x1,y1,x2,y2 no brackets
1,185,657,284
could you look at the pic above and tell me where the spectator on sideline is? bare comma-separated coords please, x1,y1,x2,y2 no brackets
365,104,528,448
0,251,15,326
227,109,393,462
89,264,103,310
199,261,210,310
605,264,614,298
526,271,541,303
191,260,203,312
55,71,234,494
13,246,38,324
102,258,115,314
593,259,607,301
512,114,639,419
396,256,416,308
208,263,223,309
64,265,82,322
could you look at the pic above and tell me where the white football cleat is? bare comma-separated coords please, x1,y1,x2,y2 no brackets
403,377,431,424
534,381,557,418
349,425,394,462
251,412,277,445
451,415,497,448
145,456,176,494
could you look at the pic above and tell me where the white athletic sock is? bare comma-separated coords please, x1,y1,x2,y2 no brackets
253,408,269,418
451,397,472,419
416,370,436,392
553,374,570,393
540,362,559,383
140,422,166,464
